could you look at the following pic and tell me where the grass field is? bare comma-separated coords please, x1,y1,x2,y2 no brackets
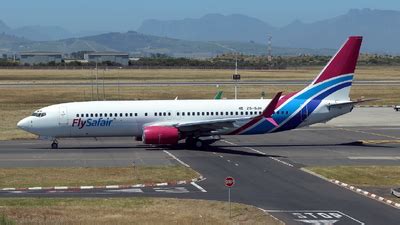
307,166,400,203
0,66,399,82
1,67,400,140
0,166,198,188
1,84,399,140
308,166,400,187
0,198,282,225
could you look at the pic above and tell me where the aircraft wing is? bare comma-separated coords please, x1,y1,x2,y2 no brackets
144,92,282,135
175,117,252,133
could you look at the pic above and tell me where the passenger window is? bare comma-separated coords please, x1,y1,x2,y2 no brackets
235,112,238,115
230,112,233,115
168,112,171,116
120,113,123,117
76,114,79,117
240,112,243,115
81,114,84,117
100,113,103,117
202,112,205,116
86,113,89,117
163,112,166,116
216,112,219,116
206,112,209,116
211,112,214,116
225,112,229,115
95,113,98,117
182,112,185,116
286,111,289,114
114,113,117,117
145,113,148,116
90,113,94,117
245,111,248,115
130,113,133,117
135,113,138,116
250,111,253,115
155,112,157,116
177,112,180,116
125,113,128,117
197,112,200,116
105,113,108,117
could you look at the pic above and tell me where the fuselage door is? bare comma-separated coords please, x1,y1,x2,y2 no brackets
59,107,68,126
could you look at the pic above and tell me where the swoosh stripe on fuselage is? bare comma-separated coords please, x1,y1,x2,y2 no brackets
274,81,352,132
235,74,353,135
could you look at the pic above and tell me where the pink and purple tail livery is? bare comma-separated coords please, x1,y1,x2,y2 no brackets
311,36,362,85
230,36,363,135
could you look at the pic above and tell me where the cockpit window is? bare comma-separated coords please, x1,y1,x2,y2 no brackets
32,112,46,117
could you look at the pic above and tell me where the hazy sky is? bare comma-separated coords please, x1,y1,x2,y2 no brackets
1,0,399,32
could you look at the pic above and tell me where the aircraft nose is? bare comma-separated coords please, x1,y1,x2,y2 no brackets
17,117,30,131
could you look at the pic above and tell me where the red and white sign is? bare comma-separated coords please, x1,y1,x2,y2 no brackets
225,176,235,187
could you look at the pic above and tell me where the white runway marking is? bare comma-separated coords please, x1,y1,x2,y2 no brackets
163,150,190,167
191,182,207,193
265,210,365,225
222,140,294,167
348,156,400,160
106,188,143,193
154,187,189,193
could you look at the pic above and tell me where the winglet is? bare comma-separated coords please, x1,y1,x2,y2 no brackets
263,92,282,118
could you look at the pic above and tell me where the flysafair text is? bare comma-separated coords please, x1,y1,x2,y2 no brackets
72,118,113,129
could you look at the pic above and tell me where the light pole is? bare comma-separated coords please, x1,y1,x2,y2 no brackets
232,54,240,99
95,59,99,101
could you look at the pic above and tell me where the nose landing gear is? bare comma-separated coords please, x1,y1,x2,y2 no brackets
51,140,58,149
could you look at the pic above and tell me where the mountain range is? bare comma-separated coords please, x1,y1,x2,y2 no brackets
1,8,400,56
0,31,333,57
138,8,400,54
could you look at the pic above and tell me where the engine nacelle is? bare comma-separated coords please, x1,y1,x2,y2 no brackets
142,126,180,145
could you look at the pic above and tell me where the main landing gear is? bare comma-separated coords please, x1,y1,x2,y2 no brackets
185,137,204,149
51,140,58,149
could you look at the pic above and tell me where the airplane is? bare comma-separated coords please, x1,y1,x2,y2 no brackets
214,91,223,99
18,36,364,149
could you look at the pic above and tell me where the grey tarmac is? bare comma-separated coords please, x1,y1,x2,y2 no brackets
1,108,400,224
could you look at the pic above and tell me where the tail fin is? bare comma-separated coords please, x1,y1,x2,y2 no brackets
309,36,362,101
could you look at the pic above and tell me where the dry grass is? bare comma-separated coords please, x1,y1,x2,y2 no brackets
1,68,399,140
0,66,399,82
0,166,198,188
0,85,298,140
0,84,399,140
307,166,400,187
0,198,282,225
307,166,400,204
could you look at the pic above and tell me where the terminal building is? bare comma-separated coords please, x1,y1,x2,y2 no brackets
19,52,63,65
84,52,129,66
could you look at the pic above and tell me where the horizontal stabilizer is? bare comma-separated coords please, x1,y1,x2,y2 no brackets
327,98,378,109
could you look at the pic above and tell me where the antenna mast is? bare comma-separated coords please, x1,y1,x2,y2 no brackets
267,35,272,62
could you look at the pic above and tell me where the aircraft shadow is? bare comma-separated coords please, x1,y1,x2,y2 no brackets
217,141,395,149
163,144,284,158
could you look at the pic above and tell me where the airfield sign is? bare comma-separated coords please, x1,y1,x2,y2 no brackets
225,176,235,187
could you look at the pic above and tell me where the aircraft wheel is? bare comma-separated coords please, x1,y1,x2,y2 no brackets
51,142,58,149
195,140,203,149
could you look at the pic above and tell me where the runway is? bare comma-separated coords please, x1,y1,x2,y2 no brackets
1,79,400,87
1,125,400,224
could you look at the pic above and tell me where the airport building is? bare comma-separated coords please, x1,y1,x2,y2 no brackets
84,52,129,66
19,52,63,65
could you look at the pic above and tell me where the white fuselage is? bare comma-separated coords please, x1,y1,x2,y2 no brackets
17,98,352,139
